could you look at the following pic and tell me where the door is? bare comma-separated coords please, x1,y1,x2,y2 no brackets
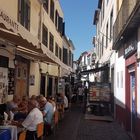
40,74,46,97
15,61,28,97
47,77,53,97
130,71,136,133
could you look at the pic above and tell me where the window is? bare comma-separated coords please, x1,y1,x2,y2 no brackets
84,56,86,65
18,0,30,30
55,43,58,57
58,16,63,35
110,10,113,40
106,23,108,48
42,24,48,47
49,32,54,52
72,54,73,68
63,47,68,65
55,10,59,29
50,0,54,22
59,47,62,60
117,72,119,88
106,0,109,5
69,50,72,66
43,0,49,13
102,1,104,21
102,36,104,55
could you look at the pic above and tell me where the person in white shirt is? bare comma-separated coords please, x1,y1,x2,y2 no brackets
64,95,68,111
15,99,43,140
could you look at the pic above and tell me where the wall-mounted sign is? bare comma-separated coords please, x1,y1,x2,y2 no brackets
124,39,137,58
30,75,35,86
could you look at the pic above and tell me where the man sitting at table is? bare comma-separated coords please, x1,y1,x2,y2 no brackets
13,99,43,140
39,97,54,136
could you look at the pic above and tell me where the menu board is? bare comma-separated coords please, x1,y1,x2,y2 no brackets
8,68,15,95
89,82,111,102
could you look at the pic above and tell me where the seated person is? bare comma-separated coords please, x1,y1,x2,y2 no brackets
7,95,20,114
12,99,43,140
39,97,54,136
47,96,56,112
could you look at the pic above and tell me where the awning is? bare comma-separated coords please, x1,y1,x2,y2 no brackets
16,46,57,64
0,8,57,64
0,8,39,48
0,27,43,53
81,64,109,75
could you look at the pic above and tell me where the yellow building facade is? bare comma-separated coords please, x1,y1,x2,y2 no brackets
0,0,72,103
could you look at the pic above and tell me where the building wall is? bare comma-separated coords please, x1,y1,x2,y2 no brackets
137,27,140,118
0,0,18,20
29,62,40,97
96,0,115,64
0,0,68,99
115,53,125,108
136,27,140,140
30,0,40,38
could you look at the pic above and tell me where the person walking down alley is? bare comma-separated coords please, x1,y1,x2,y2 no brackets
78,86,84,103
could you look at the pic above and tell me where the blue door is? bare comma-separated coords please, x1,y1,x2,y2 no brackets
130,72,136,133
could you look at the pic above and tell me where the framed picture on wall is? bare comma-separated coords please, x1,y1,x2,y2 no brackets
30,75,35,86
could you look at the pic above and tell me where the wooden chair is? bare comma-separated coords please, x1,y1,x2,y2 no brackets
18,130,26,140
37,122,44,139
52,110,59,135
54,110,59,126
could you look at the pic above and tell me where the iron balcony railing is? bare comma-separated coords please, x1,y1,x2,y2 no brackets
113,0,140,49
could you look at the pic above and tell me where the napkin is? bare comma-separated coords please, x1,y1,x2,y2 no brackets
4,112,8,121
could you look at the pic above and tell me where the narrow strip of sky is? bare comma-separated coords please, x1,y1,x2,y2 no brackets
59,0,98,60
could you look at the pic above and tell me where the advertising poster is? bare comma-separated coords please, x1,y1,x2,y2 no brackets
0,67,8,104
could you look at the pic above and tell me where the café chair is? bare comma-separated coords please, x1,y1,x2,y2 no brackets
18,130,26,140
52,110,59,135
37,122,44,140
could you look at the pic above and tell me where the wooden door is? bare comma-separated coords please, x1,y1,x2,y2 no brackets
15,61,28,97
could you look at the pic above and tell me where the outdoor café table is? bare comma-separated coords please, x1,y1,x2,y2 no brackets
0,125,17,140
0,129,11,140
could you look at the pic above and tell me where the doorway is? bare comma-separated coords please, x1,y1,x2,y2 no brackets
40,74,46,97
47,77,53,97
15,60,29,97
130,71,136,134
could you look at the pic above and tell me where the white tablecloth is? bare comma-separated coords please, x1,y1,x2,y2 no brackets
0,125,17,140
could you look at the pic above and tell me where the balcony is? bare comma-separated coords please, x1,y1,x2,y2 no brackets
113,0,140,50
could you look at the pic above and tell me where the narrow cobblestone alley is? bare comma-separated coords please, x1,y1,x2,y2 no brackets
47,103,131,140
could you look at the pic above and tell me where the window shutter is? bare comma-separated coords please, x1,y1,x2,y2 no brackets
58,16,63,35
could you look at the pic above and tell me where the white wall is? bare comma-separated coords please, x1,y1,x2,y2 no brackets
29,62,40,97
115,54,125,108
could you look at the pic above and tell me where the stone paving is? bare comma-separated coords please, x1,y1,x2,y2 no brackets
47,103,131,140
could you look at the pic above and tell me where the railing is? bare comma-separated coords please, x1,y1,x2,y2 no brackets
113,0,139,46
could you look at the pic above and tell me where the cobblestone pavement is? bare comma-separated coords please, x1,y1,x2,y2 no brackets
47,103,131,140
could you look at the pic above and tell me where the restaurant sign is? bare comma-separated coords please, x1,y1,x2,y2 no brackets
0,9,19,31
124,40,137,58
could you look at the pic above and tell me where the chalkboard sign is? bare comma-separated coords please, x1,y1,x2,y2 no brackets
8,68,15,95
